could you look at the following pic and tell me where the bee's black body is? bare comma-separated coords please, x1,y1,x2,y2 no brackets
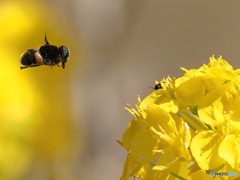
154,83,162,90
20,34,69,70
39,44,61,66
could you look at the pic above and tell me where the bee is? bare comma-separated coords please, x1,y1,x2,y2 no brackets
148,82,162,90
20,34,70,70
154,83,162,90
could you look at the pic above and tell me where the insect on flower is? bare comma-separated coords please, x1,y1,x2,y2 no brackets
154,83,162,90
148,82,162,90
20,34,70,70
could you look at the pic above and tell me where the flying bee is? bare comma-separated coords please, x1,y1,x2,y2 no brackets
20,34,70,70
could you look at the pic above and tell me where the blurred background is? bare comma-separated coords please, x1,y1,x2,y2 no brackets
1,0,240,179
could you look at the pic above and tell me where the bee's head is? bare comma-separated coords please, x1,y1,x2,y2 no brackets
59,46,70,69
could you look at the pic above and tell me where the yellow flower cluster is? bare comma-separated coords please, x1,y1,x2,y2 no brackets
119,56,240,179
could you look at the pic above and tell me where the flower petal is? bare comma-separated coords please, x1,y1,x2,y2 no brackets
130,129,160,164
122,119,142,151
190,131,225,170
175,77,205,107
198,96,225,126
219,134,240,171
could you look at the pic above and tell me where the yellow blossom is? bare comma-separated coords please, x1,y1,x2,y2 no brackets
120,55,240,179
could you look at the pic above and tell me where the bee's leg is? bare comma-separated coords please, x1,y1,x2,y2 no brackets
62,63,65,69
20,64,40,70
44,33,50,45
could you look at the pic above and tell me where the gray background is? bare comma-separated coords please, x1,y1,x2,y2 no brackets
69,1,240,179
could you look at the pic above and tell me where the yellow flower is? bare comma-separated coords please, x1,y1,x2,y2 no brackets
181,56,239,94
120,55,240,179
175,76,205,107
120,154,146,180
192,91,240,171
120,86,192,179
